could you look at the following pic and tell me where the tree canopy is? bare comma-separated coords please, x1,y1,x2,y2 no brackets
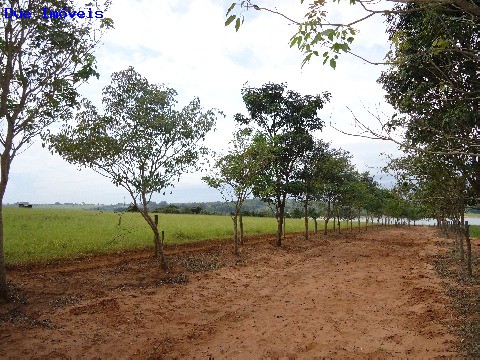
0,0,113,300
50,67,218,267
235,82,331,246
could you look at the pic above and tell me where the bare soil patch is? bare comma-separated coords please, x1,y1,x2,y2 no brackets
0,226,477,358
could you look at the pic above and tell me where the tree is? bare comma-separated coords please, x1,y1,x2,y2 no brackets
388,152,469,224
310,149,353,235
229,1,479,208
0,0,113,300
235,82,330,246
226,1,479,68
225,1,479,163
203,128,266,255
50,67,217,269
291,139,340,239
378,2,479,207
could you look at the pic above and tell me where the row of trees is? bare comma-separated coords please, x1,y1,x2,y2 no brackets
381,2,478,226
2,0,475,300
225,1,479,216
203,82,424,255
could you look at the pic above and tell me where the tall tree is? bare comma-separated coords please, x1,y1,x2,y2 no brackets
388,152,468,224
225,1,479,170
235,82,330,246
311,150,353,235
50,67,218,268
203,128,267,255
0,0,113,300
379,2,479,207
291,140,330,240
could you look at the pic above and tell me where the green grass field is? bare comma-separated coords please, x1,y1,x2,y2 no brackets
3,207,359,265
470,225,480,239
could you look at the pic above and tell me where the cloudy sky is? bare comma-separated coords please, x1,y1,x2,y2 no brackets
6,0,400,205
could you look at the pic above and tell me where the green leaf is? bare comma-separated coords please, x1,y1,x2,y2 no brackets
313,32,324,43
226,3,236,16
326,29,335,41
225,14,236,27
235,17,241,32
329,58,336,69
290,36,298,48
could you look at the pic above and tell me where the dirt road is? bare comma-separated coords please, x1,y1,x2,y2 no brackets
0,227,462,358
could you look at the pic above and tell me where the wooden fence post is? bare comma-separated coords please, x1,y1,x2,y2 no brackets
465,221,472,277
239,213,244,244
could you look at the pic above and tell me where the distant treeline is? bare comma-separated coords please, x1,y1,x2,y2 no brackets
119,199,318,217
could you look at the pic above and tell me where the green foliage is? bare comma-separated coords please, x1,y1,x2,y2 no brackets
0,0,113,299
235,82,330,205
233,82,331,244
225,0,358,68
0,0,113,137
50,67,219,265
203,128,266,212
50,67,218,205
388,153,466,221
379,2,479,208
290,208,302,218
153,205,181,214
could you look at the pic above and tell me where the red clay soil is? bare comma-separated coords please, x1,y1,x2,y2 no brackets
0,226,469,358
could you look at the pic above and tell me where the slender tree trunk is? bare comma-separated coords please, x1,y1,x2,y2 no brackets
337,216,341,234
0,136,13,300
0,204,7,300
138,198,167,269
333,216,336,231
324,198,331,235
276,194,286,247
465,222,472,276
239,213,244,245
314,218,317,233
277,208,284,246
304,195,309,240
350,218,353,231
457,224,465,261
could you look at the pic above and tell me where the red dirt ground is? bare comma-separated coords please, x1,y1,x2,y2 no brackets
0,226,472,358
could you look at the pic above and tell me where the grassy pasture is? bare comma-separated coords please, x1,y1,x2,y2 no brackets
3,207,358,265
470,225,479,239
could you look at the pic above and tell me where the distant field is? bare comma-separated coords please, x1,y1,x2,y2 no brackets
470,225,480,238
3,208,362,265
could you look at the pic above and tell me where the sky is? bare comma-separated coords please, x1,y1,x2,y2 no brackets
5,0,400,205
